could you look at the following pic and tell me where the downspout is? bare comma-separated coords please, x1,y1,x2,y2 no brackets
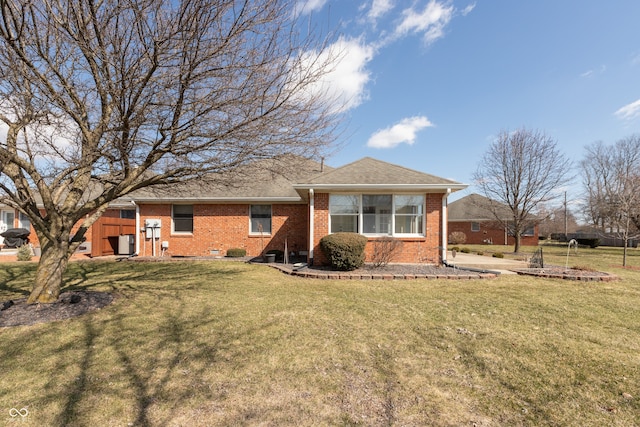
133,201,140,256
441,188,451,264
309,189,314,265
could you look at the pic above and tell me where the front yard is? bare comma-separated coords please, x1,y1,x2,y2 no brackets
1,249,639,426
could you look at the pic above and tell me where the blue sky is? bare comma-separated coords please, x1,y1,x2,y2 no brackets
298,1,640,203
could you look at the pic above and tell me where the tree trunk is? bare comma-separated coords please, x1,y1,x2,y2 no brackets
513,232,522,253
27,246,71,304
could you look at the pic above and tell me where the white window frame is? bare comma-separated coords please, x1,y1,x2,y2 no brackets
250,205,272,235
172,204,193,234
329,194,425,237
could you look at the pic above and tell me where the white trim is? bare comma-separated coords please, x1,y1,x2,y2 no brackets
249,204,272,235
328,193,426,238
309,189,314,263
295,184,467,191
441,189,451,263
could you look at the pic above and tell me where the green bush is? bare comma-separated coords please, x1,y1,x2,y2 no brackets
450,246,460,252
576,238,600,248
226,248,246,257
319,232,367,271
477,251,484,256
16,244,33,261
492,252,504,258
460,247,471,253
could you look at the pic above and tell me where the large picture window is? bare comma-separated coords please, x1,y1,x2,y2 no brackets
172,205,193,233
329,194,425,237
250,205,272,234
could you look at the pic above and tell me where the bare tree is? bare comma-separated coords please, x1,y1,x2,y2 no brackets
582,136,640,266
0,0,342,303
536,203,579,239
473,128,573,253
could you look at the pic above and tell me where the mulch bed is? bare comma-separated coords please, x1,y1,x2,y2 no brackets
0,291,115,328
269,263,498,280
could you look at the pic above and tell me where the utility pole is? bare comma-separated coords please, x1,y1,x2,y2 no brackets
564,191,568,239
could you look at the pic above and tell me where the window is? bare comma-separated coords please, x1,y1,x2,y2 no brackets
394,195,424,235
172,205,193,233
471,222,480,232
329,195,359,233
329,194,425,237
250,205,272,234
18,212,31,230
120,209,135,219
363,195,392,235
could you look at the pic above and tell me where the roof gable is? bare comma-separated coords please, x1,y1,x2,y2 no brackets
296,157,465,190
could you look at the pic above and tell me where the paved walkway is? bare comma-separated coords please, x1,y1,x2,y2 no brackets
445,251,528,274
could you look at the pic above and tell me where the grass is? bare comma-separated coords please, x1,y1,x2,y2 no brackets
0,253,639,426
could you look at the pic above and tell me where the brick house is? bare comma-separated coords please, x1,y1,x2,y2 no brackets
447,193,539,246
6,157,468,265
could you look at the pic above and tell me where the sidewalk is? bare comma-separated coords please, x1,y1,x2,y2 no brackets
445,251,528,274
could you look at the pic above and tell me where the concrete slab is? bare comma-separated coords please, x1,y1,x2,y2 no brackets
445,251,528,273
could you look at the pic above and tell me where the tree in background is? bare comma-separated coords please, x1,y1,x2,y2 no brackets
473,128,573,253
536,203,579,240
0,0,341,303
581,135,640,266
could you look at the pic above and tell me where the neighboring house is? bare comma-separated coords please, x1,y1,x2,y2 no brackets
3,157,468,265
0,205,32,246
447,193,539,246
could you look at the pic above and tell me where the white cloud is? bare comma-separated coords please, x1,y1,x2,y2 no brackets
294,0,328,16
394,1,454,46
292,37,374,114
580,65,606,78
368,0,394,21
615,99,640,122
461,2,476,16
367,116,433,148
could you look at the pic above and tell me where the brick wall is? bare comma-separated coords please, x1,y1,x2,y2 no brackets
311,192,445,266
138,203,308,257
448,221,539,246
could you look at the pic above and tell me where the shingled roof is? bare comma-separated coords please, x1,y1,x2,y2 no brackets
127,156,331,203
294,157,465,191
448,193,512,221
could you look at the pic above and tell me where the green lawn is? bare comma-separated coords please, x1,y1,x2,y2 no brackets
1,252,639,426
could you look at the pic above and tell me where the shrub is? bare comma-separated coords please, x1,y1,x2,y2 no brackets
320,232,367,271
448,231,467,245
226,248,246,257
492,252,504,258
16,244,33,261
476,251,484,256
576,238,600,248
450,246,460,252
370,236,403,268
460,247,471,253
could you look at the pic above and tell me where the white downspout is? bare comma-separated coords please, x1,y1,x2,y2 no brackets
133,201,140,256
309,189,314,265
441,189,451,264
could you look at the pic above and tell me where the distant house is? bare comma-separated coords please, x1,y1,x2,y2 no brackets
3,157,468,265
447,193,539,246
0,206,31,245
